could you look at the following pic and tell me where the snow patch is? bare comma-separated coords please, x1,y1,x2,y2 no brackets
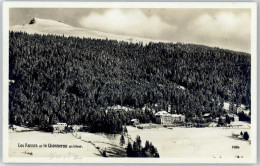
10,18,175,45
177,86,186,90
223,102,230,110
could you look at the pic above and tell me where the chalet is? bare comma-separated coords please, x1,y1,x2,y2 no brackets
71,125,83,132
52,123,67,133
131,119,140,126
237,106,250,116
223,102,230,110
155,111,185,125
159,114,172,124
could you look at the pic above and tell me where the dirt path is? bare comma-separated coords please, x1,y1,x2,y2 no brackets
75,132,127,157
71,132,104,156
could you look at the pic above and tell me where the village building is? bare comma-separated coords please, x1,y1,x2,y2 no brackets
203,113,211,119
237,106,250,116
172,114,186,122
159,114,173,124
155,111,171,124
71,125,83,132
130,119,140,126
52,123,67,133
67,125,90,132
223,102,230,110
155,111,185,125
9,80,15,84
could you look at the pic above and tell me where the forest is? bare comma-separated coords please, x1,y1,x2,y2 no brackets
9,31,251,133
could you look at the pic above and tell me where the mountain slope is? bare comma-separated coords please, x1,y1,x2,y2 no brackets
9,31,251,127
10,18,173,44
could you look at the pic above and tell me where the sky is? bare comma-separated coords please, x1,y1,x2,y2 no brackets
10,8,251,53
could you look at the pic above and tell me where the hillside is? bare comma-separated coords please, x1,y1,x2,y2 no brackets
10,18,173,45
9,31,251,133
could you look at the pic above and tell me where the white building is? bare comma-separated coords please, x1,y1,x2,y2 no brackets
52,123,67,133
155,111,185,124
130,119,140,126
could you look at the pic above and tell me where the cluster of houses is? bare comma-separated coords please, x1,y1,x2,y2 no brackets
202,113,239,123
52,104,250,133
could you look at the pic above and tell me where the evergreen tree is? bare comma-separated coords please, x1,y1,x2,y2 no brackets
136,135,142,151
243,132,249,140
225,115,231,124
144,140,150,151
132,141,139,157
120,135,125,146
126,142,133,157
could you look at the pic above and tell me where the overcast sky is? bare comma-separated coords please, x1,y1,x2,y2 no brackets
10,8,251,53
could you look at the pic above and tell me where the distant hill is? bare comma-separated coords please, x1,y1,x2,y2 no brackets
10,18,173,45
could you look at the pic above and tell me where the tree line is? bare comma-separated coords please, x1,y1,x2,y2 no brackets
126,135,160,157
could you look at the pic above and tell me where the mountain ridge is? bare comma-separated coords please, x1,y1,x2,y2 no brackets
10,17,174,45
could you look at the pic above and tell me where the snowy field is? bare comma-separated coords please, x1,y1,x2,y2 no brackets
127,126,251,158
9,130,101,158
9,124,251,159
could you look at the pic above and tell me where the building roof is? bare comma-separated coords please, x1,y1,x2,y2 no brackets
155,111,184,117
203,113,211,117
223,102,230,110
227,114,238,117
237,106,250,115
171,114,184,117
53,124,66,127
107,105,134,112
131,119,139,122
155,111,170,116
57,123,67,125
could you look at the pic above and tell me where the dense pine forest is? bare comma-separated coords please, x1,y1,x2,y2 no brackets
9,32,251,133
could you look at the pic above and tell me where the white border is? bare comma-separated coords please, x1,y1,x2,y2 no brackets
2,1,257,164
